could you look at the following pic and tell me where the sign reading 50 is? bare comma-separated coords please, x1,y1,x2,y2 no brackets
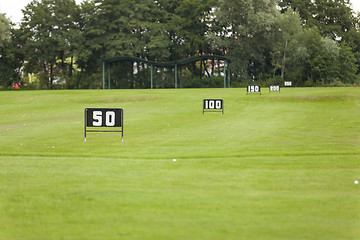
92,111,116,126
86,108,122,127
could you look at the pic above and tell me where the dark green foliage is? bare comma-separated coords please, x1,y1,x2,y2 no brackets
0,14,12,87
212,0,280,83
182,76,223,88
2,0,360,89
0,14,11,48
277,0,359,85
0,16,24,88
279,0,355,40
338,41,358,83
19,0,81,88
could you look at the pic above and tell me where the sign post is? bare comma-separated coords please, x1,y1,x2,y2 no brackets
84,108,123,142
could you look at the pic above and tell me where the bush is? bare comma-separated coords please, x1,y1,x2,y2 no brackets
183,76,224,88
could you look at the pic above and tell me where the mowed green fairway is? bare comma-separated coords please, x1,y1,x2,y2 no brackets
0,88,359,240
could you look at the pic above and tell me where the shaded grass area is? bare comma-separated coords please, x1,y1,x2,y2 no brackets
0,88,359,239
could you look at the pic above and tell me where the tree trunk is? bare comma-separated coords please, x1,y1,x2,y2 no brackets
76,67,83,89
281,39,288,81
50,64,54,86
218,60,221,76
211,58,214,76
130,62,134,89
69,56,73,77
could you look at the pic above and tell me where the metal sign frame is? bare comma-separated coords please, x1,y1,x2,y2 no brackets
84,108,123,142
203,99,224,114
247,85,261,95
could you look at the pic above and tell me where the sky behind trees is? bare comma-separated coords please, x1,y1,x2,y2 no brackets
1,0,360,25
0,0,83,24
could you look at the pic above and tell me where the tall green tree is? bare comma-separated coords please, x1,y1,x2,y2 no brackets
0,13,15,87
158,0,216,59
78,0,174,88
213,0,279,82
21,0,80,87
78,0,215,88
271,9,303,81
278,0,359,84
82,0,171,60
0,13,11,48
278,0,313,23
337,41,358,83
342,18,360,73
279,0,356,40
290,28,340,85
312,0,355,40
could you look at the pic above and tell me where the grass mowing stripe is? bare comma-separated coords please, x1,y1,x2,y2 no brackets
1,154,359,240
1,151,360,160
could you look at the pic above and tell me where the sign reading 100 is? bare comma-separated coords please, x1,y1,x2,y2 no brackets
204,99,223,110
203,99,224,114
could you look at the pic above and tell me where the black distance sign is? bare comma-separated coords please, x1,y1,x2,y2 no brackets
86,108,122,127
203,99,223,110
247,85,261,93
269,85,280,91
203,99,224,114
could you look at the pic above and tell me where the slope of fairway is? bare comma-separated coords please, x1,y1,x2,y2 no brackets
0,88,359,240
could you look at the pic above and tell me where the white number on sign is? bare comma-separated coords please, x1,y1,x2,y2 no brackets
205,100,222,109
270,86,279,91
105,111,115,126
215,101,221,109
209,100,214,109
249,86,259,92
93,111,116,126
93,111,102,126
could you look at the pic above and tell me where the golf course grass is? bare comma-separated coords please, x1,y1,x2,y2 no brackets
0,87,359,239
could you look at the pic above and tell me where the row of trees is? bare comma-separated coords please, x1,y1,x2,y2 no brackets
0,0,359,89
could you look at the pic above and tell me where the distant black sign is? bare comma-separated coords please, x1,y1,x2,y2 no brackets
269,85,280,92
247,85,261,95
84,108,123,141
203,99,223,114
